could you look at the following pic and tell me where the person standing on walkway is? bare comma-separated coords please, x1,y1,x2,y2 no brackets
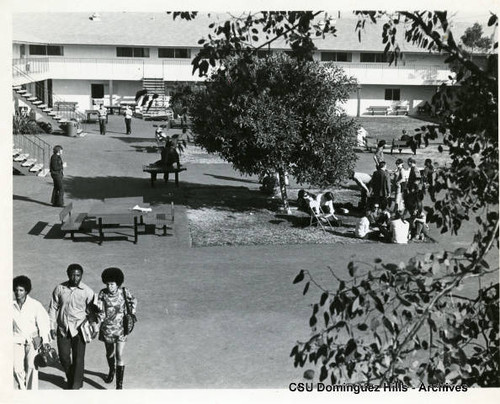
96,267,137,389
48,264,97,390
98,104,107,135
373,140,386,169
13,275,51,390
370,161,391,210
50,145,65,207
124,105,133,135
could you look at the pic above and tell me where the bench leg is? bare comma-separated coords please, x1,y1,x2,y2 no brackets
98,218,104,245
70,231,75,241
134,217,138,244
150,173,156,188
164,172,170,183
175,172,179,187
163,225,167,236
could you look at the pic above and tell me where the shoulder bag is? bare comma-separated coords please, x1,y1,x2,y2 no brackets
122,287,136,336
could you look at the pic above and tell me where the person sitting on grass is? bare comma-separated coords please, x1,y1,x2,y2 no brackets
355,214,372,239
409,202,436,242
389,212,410,244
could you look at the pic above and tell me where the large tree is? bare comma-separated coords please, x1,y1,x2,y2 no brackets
170,10,498,385
190,52,359,212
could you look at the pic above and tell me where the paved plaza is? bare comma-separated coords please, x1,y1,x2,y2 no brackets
12,115,484,390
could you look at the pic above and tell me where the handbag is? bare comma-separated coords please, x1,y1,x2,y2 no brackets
122,287,136,336
34,343,59,368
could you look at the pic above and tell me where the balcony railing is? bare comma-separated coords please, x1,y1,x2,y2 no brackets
12,57,454,85
326,62,454,85
12,58,49,77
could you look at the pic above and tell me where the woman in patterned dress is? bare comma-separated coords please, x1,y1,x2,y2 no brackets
97,267,137,389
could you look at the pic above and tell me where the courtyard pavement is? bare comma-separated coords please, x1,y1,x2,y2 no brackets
10,115,492,391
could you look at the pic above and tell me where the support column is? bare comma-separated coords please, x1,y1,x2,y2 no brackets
109,80,114,106
356,84,362,118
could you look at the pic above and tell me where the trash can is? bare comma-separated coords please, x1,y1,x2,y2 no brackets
61,121,77,137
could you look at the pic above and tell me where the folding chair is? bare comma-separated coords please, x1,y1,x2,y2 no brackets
308,205,335,232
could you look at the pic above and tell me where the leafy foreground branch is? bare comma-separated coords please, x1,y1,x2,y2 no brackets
291,236,499,387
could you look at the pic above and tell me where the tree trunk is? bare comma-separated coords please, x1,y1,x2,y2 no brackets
277,169,291,214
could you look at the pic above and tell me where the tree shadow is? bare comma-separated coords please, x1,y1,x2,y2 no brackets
14,194,53,207
204,173,259,184
63,176,281,213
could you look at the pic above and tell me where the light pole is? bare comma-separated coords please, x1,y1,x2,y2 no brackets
356,84,362,117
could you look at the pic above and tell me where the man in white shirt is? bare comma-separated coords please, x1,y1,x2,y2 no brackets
355,216,371,239
390,213,410,244
13,276,51,390
124,105,133,135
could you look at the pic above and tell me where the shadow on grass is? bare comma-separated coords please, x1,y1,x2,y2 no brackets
204,173,258,184
63,176,281,213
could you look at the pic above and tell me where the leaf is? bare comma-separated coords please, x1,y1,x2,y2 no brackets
370,292,385,313
320,365,328,381
345,338,357,356
357,323,368,331
309,314,317,327
488,14,498,26
293,270,304,284
382,316,394,334
348,261,357,277
303,281,310,295
320,291,329,306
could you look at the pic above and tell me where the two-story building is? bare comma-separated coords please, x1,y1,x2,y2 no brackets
12,12,475,119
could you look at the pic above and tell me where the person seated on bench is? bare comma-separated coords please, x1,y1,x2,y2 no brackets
153,139,181,169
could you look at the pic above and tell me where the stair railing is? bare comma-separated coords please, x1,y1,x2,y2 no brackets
12,65,88,131
13,133,52,172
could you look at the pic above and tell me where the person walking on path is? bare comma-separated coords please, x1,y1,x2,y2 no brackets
124,105,133,135
48,264,97,390
96,267,137,389
98,104,108,135
50,145,65,207
13,276,51,390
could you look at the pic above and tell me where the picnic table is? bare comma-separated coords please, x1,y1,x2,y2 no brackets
87,197,173,244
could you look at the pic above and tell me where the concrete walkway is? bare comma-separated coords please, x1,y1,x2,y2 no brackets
12,115,481,390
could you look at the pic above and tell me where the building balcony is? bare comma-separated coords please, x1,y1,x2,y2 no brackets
12,57,454,86
12,57,206,82
12,58,50,86
330,62,454,86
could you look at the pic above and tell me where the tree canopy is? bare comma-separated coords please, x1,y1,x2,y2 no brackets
189,52,359,210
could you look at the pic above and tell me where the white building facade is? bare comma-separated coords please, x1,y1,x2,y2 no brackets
12,12,460,118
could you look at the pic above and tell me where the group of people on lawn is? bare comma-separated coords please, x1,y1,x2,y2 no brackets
297,139,436,244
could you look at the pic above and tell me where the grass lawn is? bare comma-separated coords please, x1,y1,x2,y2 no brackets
185,115,452,247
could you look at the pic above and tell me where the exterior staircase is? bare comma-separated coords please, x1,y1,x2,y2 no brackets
140,78,168,120
13,134,52,177
12,86,66,131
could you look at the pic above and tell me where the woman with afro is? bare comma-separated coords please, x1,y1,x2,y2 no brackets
96,267,137,389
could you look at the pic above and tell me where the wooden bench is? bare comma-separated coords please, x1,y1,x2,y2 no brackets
394,105,409,115
368,106,391,115
142,165,187,187
391,139,417,155
59,202,89,240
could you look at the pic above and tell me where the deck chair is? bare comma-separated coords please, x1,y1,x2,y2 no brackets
308,204,335,232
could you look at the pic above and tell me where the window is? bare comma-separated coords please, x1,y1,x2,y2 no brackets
320,52,352,62
29,44,63,56
47,46,64,56
117,47,150,58
385,89,401,101
360,52,387,63
158,48,191,58
91,84,104,99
